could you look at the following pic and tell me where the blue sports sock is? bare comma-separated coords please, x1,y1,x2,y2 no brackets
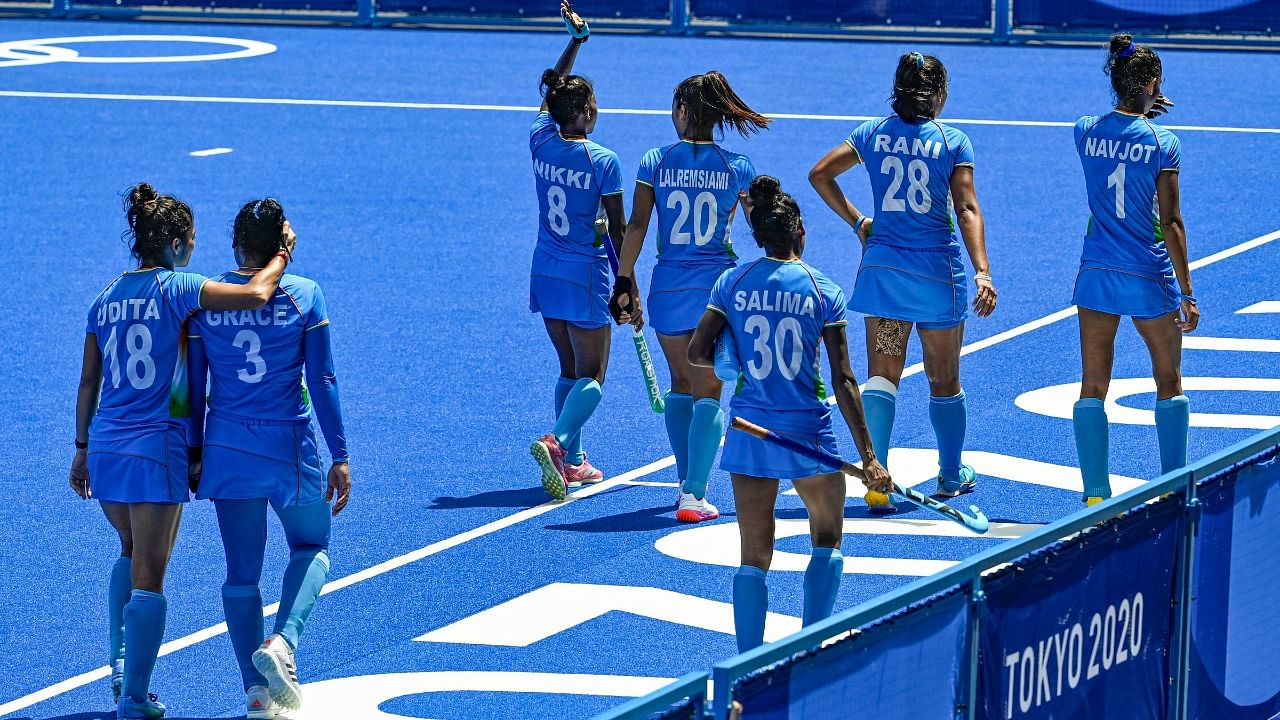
554,376,584,466
862,376,898,462
1073,398,1111,499
1155,395,1191,474
552,379,601,463
222,584,266,690
802,548,844,626
274,550,331,649
122,589,167,702
108,556,131,665
663,392,694,484
929,391,967,479
732,565,768,653
684,398,725,500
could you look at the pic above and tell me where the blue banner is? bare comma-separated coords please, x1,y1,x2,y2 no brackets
1013,0,1280,34
979,499,1182,720
734,588,968,720
373,0,669,18
1188,449,1280,720
690,0,992,29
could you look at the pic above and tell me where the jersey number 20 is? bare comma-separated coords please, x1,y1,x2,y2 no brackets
667,190,718,246
744,314,803,381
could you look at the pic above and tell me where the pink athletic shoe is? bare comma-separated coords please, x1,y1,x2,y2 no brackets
564,452,605,488
530,433,568,501
675,492,720,523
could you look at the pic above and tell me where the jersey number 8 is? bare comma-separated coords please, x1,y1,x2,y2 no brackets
104,324,156,390
546,186,571,236
880,157,932,214
743,314,804,381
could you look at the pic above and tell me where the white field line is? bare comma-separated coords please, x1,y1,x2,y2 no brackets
3,231,1278,717
1,90,1279,134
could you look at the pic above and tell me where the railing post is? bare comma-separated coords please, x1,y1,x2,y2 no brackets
1169,475,1201,720
965,581,984,720
994,0,1012,43
356,0,374,26
49,0,71,19
670,0,689,34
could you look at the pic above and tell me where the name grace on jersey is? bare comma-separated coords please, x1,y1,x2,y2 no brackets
534,159,593,190
204,304,294,327
734,290,816,317
873,134,944,159
1083,137,1157,163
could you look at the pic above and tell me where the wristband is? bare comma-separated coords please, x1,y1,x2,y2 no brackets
854,216,869,233
275,249,292,264
332,458,350,465
1181,294,1197,305
974,272,992,283
564,15,590,40
74,439,88,450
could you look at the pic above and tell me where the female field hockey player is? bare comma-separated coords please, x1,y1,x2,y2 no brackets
528,1,630,502
186,199,350,718
688,176,892,651
611,70,769,523
69,183,294,719
808,51,997,513
1071,35,1196,504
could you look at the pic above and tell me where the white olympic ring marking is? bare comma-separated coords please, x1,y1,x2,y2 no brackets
0,34,276,68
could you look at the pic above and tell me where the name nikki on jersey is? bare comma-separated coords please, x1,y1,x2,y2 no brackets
533,159,594,189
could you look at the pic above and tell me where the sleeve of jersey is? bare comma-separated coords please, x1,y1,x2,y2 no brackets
530,111,556,154
824,282,849,328
85,300,97,335
844,121,871,162
735,155,758,196
598,150,625,196
186,333,208,447
179,272,210,317
303,287,347,462
953,130,975,168
707,270,730,317
1161,131,1182,172
636,148,660,188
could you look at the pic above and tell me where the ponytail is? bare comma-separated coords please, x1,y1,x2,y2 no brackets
748,175,803,257
890,52,948,123
123,182,193,266
1104,33,1161,108
674,71,771,139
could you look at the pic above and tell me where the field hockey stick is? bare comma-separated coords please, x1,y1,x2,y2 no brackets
729,417,990,534
600,219,665,414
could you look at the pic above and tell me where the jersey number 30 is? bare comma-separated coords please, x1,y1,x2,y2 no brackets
744,314,803,381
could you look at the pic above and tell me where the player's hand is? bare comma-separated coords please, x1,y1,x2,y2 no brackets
862,459,893,496
327,462,351,517
856,217,873,247
1177,297,1199,333
609,276,637,325
627,303,644,330
279,220,297,258
69,448,91,499
973,275,997,317
1146,95,1174,119
562,1,588,41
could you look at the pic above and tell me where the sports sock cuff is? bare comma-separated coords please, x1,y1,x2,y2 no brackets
1075,397,1105,410
694,398,721,410
930,390,966,404
1156,395,1190,409
665,391,693,401
810,547,841,559
737,564,767,578
556,377,576,391
221,584,260,597
292,549,332,573
865,376,898,396
574,378,601,393
130,589,164,602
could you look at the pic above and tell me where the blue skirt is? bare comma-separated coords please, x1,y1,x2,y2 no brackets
88,418,189,504
720,407,840,481
648,261,733,336
197,412,324,507
529,247,611,329
1073,261,1179,320
849,244,967,329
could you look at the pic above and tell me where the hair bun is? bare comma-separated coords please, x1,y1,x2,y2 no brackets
541,68,566,93
1109,33,1134,58
749,175,783,206
128,182,158,211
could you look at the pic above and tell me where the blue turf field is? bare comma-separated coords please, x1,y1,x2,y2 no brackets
1,19,1279,719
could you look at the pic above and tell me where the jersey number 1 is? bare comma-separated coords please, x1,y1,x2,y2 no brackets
1107,162,1126,219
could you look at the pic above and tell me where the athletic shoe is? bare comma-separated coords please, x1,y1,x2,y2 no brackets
675,492,720,523
1085,496,1105,507
563,452,604,488
117,694,165,719
864,490,898,515
530,433,568,502
246,685,281,719
252,633,302,710
934,464,977,498
110,659,124,703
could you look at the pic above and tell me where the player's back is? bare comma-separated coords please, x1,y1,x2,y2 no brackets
89,268,206,424
193,272,324,422
529,112,620,261
640,141,755,264
1075,111,1179,273
846,116,973,252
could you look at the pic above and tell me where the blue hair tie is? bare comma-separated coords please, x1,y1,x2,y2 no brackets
911,51,925,70
1118,41,1136,58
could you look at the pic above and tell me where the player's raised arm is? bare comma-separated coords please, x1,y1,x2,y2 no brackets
540,1,589,112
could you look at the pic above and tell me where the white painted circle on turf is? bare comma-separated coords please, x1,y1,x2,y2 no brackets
0,35,276,66
1015,377,1280,429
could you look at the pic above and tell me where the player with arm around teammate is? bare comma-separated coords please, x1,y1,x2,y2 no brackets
688,176,892,652
186,199,350,718
1071,34,1197,505
69,183,294,719
611,71,770,523
808,52,997,514
527,1,631,502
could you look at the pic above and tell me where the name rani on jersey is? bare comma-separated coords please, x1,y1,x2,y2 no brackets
734,289,817,318
872,134,945,159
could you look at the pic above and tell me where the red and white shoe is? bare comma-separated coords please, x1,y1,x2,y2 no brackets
564,452,605,488
675,492,720,523
530,433,569,501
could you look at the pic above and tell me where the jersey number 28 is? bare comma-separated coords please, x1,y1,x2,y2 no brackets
880,157,932,214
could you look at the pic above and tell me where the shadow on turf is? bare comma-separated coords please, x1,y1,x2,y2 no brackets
546,502,738,532
429,486,553,509
32,714,221,720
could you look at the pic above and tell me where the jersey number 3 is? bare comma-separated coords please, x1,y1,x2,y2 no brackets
233,329,267,384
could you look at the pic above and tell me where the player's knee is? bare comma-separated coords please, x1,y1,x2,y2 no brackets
1153,372,1182,399
131,567,166,594
1079,381,1109,400
810,528,841,549
926,370,961,396
119,539,134,557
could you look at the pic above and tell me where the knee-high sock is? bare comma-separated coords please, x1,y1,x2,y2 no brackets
663,392,694,484
1074,398,1111,499
554,376,584,466
274,550,330,649
802,548,844,626
929,391,967,478
122,589,167,702
222,584,266,690
108,556,131,666
862,376,898,462
1155,395,1191,474
552,379,602,464
684,398,725,500
733,565,768,653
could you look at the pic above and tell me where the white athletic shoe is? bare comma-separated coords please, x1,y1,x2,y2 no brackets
252,633,302,710
110,659,124,703
675,492,720,523
246,685,281,719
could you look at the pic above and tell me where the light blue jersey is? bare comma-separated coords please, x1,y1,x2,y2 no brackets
86,268,208,424
637,141,756,264
708,258,847,427
846,116,974,252
189,272,326,423
1075,111,1181,274
530,112,624,262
